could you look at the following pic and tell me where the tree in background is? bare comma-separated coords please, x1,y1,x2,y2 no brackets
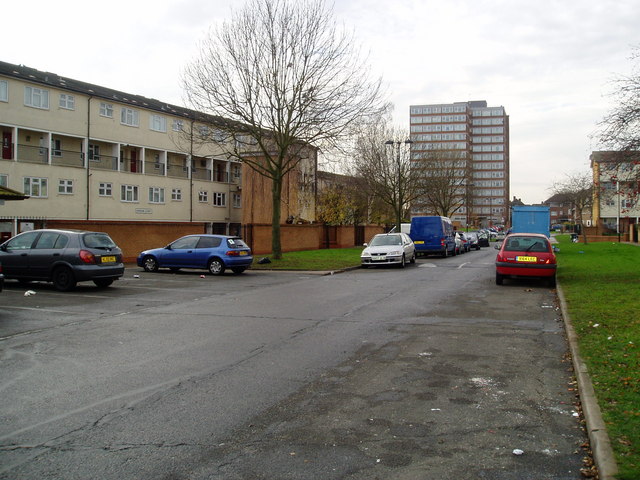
550,171,593,243
350,119,420,230
183,0,385,258
412,150,473,218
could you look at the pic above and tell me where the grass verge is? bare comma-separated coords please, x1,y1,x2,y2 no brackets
250,247,363,271
556,235,640,479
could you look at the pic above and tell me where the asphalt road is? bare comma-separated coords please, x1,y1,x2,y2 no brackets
0,247,588,479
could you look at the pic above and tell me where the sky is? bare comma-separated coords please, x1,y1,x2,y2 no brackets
4,0,639,204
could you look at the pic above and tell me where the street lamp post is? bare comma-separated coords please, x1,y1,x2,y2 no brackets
461,183,475,231
385,138,413,231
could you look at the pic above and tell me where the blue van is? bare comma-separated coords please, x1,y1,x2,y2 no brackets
409,216,456,257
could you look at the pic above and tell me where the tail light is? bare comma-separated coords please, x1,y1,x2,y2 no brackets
226,250,240,257
440,238,445,247
79,250,96,264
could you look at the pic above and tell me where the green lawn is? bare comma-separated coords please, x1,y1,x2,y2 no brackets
250,247,363,271
555,235,640,479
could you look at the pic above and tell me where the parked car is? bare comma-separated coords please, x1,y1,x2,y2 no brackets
465,232,480,250
361,233,416,268
137,234,253,275
477,231,490,247
409,216,456,257
495,233,557,287
0,229,124,291
457,232,470,252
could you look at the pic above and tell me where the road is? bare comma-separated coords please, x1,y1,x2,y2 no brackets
0,247,588,479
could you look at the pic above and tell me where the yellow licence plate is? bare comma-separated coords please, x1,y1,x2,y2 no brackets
414,240,424,244
101,256,116,263
516,256,537,262
239,251,248,256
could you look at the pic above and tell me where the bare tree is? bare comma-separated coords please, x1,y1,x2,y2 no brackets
550,171,593,243
350,120,420,230
182,0,385,258
412,150,473,218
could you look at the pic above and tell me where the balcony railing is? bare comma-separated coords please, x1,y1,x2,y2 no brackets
192,168,212,181
51,149,84,167
144,161,166,176
120,158,143,174
167,163,189,179
16,144,48,164
213,171,229,183
90,155,118,171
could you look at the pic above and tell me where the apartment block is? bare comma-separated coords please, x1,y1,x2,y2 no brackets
0,61,317,254
409,100,510,228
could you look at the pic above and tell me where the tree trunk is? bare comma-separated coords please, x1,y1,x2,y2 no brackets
271,175,283,259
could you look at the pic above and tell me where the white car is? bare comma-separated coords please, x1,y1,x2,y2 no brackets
361,233,416,268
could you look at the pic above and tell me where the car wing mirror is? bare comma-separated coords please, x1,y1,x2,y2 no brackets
494,243,501,250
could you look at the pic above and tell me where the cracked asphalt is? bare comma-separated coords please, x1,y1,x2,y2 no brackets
0,247,589,479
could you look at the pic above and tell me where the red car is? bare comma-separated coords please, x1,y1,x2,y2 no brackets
495,233,557,287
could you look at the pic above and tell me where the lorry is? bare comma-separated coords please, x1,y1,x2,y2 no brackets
510,205,551,237
409,216,456,257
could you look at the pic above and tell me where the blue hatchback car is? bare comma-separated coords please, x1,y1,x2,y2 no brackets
137,235,253,275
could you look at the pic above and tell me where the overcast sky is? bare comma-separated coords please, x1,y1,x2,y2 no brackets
5,0,639,204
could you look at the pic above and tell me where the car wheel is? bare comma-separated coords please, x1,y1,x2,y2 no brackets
94,278,114,288
442,248,448,258
399,254,406,268
410,253,416,264
208,258,226,275
548,274,557,288
495,272,504,285
231,267,246,274
52,266,77,291
142,256,159,272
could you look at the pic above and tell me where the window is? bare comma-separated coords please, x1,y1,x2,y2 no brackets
0,174,7,187
51,138,62,157
34,231,68,249
121,184,139,202
89,144,100,161
149,187,165,203
58,179,73,194
198,191,208,202
0,80,7,102
171,188,182,201
213,192,226,207
150,115,167,132
98,182,112,196
172,119,184,132
121,108,139,127
100,102,113,118
59,94,75,110
24,177,48,197
24,86,49,109
233,193,241,208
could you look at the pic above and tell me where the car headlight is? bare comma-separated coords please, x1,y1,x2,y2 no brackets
361,250,371,258
388,250,401,256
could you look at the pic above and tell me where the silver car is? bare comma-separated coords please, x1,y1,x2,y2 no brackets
361,233,416,268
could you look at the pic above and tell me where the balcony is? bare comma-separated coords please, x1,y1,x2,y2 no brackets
120,157,143,174
89,154,118,171
51,149,84,167
192,168,212,181
167,163,189,179
14,144,49,164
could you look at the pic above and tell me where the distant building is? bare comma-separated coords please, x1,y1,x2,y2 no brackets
590,151,640,234
409,100,510,228
543,193,574,225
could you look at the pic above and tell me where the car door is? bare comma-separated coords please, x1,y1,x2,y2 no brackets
161,236,200,268
193,236,222,268
0,231,41,278
28,231,70,279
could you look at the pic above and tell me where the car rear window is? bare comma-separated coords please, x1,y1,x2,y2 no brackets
83,233,117,249
34,232,69,249
226,238,248,248
504,237,549,252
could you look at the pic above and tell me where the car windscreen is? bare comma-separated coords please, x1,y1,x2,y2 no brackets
226,238,248,248
370,235,402,247
82,233,117,249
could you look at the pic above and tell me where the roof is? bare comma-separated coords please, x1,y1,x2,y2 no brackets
0,185,29,201
0,60,229,126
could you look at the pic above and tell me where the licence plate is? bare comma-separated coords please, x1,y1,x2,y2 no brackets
372,256,386,261
516,256,537,262
414,241,424,244
101,256,116,263
239,251,248,256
